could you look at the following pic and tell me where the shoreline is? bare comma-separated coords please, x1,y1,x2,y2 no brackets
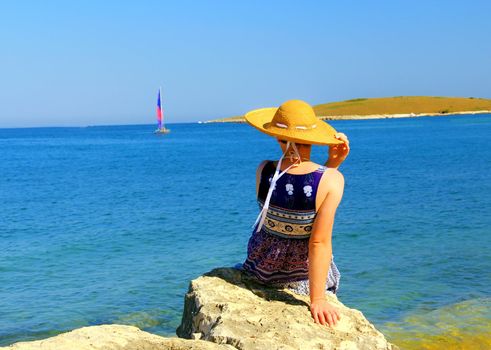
203,110,491,124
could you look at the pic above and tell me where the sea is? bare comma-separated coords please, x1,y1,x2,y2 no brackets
1,114,490,349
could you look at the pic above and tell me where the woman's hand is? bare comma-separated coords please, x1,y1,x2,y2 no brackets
326,133,350,169
310,298,341,327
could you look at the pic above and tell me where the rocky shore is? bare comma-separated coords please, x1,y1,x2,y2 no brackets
1,268,398,350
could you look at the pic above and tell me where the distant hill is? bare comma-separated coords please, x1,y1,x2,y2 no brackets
313,96,491,117
205,96,491,123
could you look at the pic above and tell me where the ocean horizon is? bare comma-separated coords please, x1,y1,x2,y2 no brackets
0,121,195,130
1,114,490,348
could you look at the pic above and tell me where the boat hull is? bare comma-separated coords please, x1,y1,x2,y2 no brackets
154,128,171,134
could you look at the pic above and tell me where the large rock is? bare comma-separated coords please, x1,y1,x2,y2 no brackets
177,268,398,350
0,325,234,350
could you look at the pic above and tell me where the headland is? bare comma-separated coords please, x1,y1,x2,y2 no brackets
204,96,491,123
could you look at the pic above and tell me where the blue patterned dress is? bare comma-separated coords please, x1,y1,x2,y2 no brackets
236,160,341,295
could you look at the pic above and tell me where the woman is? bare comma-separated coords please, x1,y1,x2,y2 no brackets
235,100,349,328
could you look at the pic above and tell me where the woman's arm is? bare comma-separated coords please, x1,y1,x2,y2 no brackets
308,169,345,326
325,133,350,169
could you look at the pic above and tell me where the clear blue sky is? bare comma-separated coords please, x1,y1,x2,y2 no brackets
1,0,490,127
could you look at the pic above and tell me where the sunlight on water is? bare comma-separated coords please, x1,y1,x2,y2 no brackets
382,298,491,349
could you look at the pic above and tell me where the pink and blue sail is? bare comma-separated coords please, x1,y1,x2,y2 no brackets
156,89,163,130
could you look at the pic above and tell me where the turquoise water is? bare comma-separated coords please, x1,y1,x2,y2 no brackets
1,115,490,347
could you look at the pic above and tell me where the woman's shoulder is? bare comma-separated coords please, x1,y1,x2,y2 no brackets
319,167,344,186
315,168,344,211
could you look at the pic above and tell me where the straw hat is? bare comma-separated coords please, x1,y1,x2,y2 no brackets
244,100,343,145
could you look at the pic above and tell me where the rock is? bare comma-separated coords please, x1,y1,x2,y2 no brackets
177,268,398,350
0,324,235,350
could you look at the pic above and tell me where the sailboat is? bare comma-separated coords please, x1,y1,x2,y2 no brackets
155,87,170,134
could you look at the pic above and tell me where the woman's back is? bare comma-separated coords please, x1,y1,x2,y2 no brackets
257,160,327,238
242,160,341,294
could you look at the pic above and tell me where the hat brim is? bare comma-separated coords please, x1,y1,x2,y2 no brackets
245,107,344,146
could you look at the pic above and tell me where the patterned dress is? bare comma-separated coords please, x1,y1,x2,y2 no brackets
237,160,341,295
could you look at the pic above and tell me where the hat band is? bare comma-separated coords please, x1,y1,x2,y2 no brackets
275,122,317,130
275,123,288,128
